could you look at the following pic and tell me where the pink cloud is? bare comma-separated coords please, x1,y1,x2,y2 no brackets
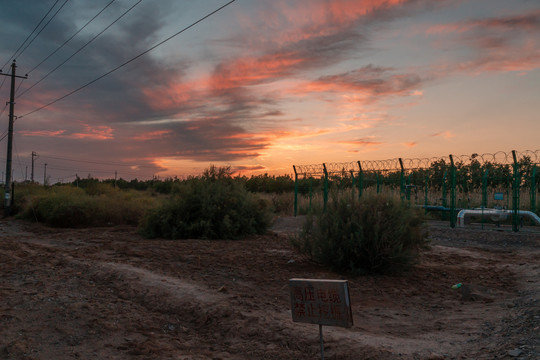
427,10,540,74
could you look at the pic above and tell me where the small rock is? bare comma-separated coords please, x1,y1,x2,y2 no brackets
217,285,227,292
287,259,295,264
508,348,523,357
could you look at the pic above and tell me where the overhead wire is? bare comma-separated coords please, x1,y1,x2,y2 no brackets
0,0,61,72
0,80,25,143
17,0,140,99
13,0,71,62
18,0,237,119
39,154,158,168
26,0,116,75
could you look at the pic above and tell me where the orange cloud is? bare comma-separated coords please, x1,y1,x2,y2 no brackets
404,141,417,148
141,81,197,111
19,130,66,137
230,164,268,175
211,52,306,90
212,1,415,92
296,66,423,104
71,124,114,140
339,137,382,147
19,125,113,140
131,130,173,141
432,131,454,139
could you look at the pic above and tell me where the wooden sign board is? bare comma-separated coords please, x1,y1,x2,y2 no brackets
289,279,353,328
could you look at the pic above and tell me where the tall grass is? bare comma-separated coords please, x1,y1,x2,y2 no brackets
14,182,159,227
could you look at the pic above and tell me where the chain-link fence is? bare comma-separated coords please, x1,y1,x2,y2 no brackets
293,150,540,232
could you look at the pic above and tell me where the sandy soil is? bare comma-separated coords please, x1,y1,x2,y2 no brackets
1,217,539,359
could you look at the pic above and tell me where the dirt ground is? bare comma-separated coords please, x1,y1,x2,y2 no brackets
1,217,539,360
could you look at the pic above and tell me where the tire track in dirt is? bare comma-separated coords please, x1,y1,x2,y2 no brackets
2,218,540,359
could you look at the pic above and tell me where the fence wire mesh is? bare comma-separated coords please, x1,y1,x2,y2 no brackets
293,150,540,232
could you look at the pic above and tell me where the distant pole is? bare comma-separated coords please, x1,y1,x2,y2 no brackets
44,163,47,186
115,170,117,188
25,166,28,181
1,60,27,216
31,151,38,182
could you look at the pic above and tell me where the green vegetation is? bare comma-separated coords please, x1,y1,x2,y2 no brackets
13,182,159,227
295,194,428,274
138,166,272,239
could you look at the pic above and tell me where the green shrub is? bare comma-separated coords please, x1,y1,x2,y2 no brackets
295,194,428,274
15,183,158,227
139,166,272,239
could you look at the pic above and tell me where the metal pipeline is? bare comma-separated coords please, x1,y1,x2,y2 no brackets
456,209,540,227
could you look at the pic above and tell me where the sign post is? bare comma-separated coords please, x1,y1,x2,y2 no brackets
289,279,353,359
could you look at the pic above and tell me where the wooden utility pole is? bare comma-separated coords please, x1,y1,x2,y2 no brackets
0,60,27,216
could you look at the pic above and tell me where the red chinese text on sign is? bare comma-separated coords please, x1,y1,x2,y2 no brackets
289,279,353,328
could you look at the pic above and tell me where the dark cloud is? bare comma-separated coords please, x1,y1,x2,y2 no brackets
0,0,467,180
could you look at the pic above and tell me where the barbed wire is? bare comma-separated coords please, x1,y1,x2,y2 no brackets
293,150,540,176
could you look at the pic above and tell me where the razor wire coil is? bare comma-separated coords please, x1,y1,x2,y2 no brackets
293,150,540,177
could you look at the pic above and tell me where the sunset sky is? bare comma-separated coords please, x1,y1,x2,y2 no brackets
0,0,539,182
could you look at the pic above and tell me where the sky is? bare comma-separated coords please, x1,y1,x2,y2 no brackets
0,0,539,183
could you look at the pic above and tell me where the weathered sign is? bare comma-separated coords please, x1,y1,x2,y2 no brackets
289,278,353,328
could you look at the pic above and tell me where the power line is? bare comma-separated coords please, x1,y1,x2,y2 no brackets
0,103,8,121
18,0,237,119
14,0,71,62
26,0,116,75
39,154,158,168
0,0,61,72
14,77,25,95
17,0,137,99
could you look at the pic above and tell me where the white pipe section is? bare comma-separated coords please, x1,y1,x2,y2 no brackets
457,209,540,227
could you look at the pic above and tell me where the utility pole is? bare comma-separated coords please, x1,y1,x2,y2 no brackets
31,151,38,182
44,163,47,186
1,60,27,216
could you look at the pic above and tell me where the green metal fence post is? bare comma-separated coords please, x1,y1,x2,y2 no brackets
399,158,405,200
506,172,511,210
357,161,363,199
512,150,520,232
293,166,298,217
406,173,412,201
531,165,537,215
323,163,329,212
309,177,313,213
442,170,448,221
449,155,457,228
350,170,355,201
424,172,429,215
482,169,488,229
